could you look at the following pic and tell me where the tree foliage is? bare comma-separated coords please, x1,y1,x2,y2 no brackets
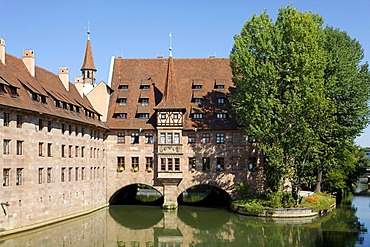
230,5,370,194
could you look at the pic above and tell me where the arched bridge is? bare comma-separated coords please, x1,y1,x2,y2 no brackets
107,167,263,209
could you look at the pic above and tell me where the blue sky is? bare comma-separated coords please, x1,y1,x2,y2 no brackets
2,0,370,146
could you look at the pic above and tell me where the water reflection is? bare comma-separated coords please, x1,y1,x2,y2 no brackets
1,197,369,247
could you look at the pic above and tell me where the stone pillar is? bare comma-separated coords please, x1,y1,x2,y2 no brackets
162,184,178,210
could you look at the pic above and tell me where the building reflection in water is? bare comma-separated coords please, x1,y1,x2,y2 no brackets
0,202,368,247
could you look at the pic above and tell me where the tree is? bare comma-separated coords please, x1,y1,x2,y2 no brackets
230,6,370,195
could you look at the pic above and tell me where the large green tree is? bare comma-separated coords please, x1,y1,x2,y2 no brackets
230,6,370,194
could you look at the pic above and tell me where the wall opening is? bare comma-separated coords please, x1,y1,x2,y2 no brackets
177,184,231,208
109,183,163,206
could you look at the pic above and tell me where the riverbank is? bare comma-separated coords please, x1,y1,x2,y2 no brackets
0,204,108,238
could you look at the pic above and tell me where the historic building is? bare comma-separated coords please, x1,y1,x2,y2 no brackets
0,36,264,232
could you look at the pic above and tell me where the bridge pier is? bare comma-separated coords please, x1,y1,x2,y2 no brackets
162,184,179,210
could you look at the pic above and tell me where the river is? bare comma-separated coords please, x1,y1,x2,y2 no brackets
1,184,369,247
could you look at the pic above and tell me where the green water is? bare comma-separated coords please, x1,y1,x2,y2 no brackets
1,188,369,246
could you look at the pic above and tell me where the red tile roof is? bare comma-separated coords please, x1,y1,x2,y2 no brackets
107,57,238,130
81,39,96,71
0,53,106,129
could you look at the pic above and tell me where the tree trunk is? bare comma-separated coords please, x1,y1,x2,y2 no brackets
315,168,322,192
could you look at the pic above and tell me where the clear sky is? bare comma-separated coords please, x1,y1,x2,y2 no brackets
2,0,370,146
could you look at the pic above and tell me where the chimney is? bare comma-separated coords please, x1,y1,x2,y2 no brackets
22,50,35,77
59,67,69,91
0,38,5,64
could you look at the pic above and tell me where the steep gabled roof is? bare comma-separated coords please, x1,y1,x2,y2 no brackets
81,39,96,71
106,57,237,130
154,56,185,110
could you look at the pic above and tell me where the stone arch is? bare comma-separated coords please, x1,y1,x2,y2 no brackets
109,183,163,205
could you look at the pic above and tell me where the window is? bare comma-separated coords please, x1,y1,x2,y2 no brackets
10,87,17,96
69,125,72,135
16,115,23,128
117,157,125,171
39,119,43,131
140,85,150,90
81,146,85,157
115,113,127,119
216,113,227,119
173,113,179,119
167,133,173,144
61,167,66,182
189,157,196,170
38,168,44,184
131,133,139,144
175,158,180,171
3,139,10,155
160,133,166,144
0,84,4,93
117,132,126,143
47,143,52,157
202,158,210,171
201,134,210,144
161,114,166,119
118,84,128,89
48,121,52,132
188,134,196,144
75,146,79,157
192,85,202,89
193,98,202,104
47,168,52,183
145,133,154,144
62,124,65,134
217,98,225,104
38,142,44,156
41,95,47,104
174,133,180,144
75,167,79,181
193,113,203,119
168,158,173,171
3,112,9,126
117,98,127,105
146,157,153,171
68,167,72,181
61,144,66,158
131,157,139,171
68,145,72,158
3,168,10,186
160,158,166,171
216,158,225,171
137,113,149,119
215,85,225,89
16,140,23,155
32,92,38,101
139,98,149,105
216,133,225,144
81,167,85,180
16,168,23,185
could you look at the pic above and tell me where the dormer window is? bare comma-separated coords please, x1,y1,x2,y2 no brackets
216,113,227,119
192,85,202,90
137,113,149,119
117,98,127,105
0,84,4,93
193,98,202,104
114,113,127,119
217,98,225,104
118,85,128,89
69,104,74,111
9,87,17,96
31,92,38,101
63,102,67,109
140,85,150,90
139,98,149,105
215,85,225,89
76,106,80,113
54,99,61,108
41,95,47,104
193,113,203,119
